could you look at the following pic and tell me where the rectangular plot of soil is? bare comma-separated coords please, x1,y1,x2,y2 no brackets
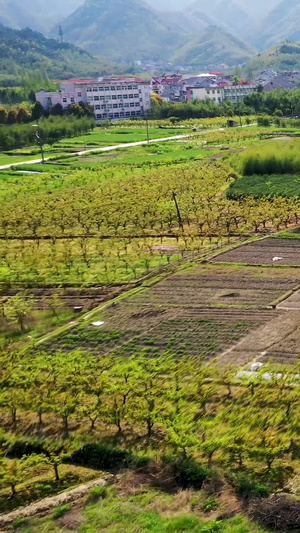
212,238,300,267
130,264,300,309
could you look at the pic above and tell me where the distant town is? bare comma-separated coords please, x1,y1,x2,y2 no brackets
36,69,300,122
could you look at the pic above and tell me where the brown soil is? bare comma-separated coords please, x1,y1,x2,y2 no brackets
212,238,300,267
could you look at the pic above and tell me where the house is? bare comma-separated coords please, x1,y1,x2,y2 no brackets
186,80,257,104
36,77,152,121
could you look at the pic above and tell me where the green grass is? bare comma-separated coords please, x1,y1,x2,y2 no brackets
227,173,300,199
13,488,275,532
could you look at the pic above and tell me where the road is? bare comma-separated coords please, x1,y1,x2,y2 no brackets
0,133,193,170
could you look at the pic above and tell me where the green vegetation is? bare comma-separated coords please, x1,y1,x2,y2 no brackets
0,115,94,151
0,24,121,80
1,123,300,532
171,25,255,66
229,138,300,176
246,42,300,74
228,173,300,199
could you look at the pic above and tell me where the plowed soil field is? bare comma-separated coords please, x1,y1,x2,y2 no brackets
212,238,300,267
44,263,297,364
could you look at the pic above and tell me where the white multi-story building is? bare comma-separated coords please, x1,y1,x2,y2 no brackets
36,77,152,121
186,81,257,105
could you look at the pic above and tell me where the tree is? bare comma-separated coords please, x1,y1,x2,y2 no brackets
31,101,44,121
49,103,64,116
4,294,34,332
0,107,7,124
7,109,17,124
17,108,31,123
0,457,29,495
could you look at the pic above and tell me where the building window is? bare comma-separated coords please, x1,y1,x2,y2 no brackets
105,96,110,102
135,103,140,107
100,96,105,101
129,94,134,99
134,94,139,98
116,86,122,90
101,105,106,110
117,95,122,99
93,87,98,92
87,96,93,102
133,85,138,90
114,112,120,118
105,87,110,91
62,98,67,103
112,95,117,100
110,86,116,91
127,85,132,90
77,92,82,98
120,111,125,117
113,103,118,108
124,103,129,108
123,94,128,99
87,87,92,92
126,112,130,116
206,90,210,94
95,105,100,110
98,87,104,91
96,114,101,119
107,104,112,109
94,96,99,101
119,103,123,108
130,111,136,116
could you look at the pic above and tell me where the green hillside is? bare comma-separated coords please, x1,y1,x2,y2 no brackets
246,41,300,72
0,24,119,80
171,25,255,66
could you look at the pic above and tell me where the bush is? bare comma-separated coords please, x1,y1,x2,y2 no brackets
172,456,209,489
67,443,150,471
203,497,219,512
86,485,108,503
7,437,45,458
53,503,72,519
229,472,270,499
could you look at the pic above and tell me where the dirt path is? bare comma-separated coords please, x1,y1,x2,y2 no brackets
0,476,109,529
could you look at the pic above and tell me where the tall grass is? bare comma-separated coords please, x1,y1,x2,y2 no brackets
230,139,300,176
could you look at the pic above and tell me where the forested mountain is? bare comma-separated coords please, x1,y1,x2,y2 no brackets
246,42,300,73
256,0,300,49
172,26,255,66
0,25,118,79
60,0,189,61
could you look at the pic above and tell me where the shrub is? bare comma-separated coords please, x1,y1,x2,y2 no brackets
203,497,219,512
7,437,45,458
86,485,108,503
67,443,150,471
53,503,72,519
172,456,209,489
229,472,270,499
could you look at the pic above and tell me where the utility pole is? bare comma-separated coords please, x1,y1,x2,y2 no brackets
146,114,150,144
172,191,184,231
33,121,45,163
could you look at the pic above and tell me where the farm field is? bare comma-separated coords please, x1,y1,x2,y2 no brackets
40,262,293,361
4,122,300,531
213,237,300,267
